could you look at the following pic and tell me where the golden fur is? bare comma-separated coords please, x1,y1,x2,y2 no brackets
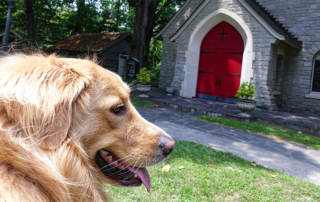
0,54,172,202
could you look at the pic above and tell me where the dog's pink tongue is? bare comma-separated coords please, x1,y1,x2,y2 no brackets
128,166,151,192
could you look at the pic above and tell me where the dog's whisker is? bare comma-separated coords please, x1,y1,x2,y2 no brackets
99,157,134,171
98,152,135,171
123,156,144,181
102,156,137,173
122,155,141,181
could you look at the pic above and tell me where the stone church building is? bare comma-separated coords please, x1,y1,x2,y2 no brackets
155,0,320,112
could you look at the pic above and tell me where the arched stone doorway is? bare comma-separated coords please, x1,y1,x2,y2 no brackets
196,21,244,104
180,8,255,99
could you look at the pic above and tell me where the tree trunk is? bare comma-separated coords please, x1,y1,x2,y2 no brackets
144,0,159,66
116,0,121,27
130,0,148,70
74,0,85,34
24,0,36,46
110,0,114,20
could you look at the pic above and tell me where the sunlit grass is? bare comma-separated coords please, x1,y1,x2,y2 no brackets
130,96,155,108
104,140,320,201
197,116,320,151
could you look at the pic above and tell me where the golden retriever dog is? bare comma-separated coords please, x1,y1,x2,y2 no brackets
0,54,175,202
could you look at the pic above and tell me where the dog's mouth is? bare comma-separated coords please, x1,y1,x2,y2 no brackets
95,150,151,192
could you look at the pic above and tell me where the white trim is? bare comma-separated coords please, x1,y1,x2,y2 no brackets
167,0,299,48
313,51,320,60
154,0,192,39
180,8,255,98
169,0,211,41
118,54,130,80
170,0,283,41
305,92,320,100
238,0,285,40
283,39,301,49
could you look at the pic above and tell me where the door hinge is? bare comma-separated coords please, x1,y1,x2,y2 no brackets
226,73,241,77
199,71,213,74
226,52,243,55
201,51,217,54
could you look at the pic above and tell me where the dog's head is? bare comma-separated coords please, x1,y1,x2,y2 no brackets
0,55,174,193
76,58,175,192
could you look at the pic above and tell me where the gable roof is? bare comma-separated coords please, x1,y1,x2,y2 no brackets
154,0,193,40
242,0,302,47
155,0,302,48
49,32,131,52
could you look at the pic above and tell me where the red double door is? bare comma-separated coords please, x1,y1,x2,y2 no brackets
196,22,244,104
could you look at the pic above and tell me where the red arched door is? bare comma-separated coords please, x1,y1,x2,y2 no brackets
196,21,244,104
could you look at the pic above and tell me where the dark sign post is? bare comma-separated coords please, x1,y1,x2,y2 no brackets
126,58,140,79
1,0,15,55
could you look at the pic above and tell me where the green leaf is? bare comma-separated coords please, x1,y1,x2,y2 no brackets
136,67,151,85
235,82,256,100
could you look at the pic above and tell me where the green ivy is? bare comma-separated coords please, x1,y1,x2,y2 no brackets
235,81,256,100
136,67,151,85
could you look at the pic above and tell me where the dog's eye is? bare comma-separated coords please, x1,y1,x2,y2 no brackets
112,106,124,114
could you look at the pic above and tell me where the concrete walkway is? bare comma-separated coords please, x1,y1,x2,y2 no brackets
132,88,320,137
137,107,320,186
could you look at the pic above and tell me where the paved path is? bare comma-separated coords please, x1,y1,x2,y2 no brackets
138,107,320,186
132,88,320,137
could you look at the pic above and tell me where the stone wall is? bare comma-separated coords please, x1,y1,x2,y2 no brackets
159,0,203,93
159,38,177,90
256,0,320,112
160,0,280,109
159,0,320,112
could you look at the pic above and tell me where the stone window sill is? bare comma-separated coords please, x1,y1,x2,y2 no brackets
305,92,320,100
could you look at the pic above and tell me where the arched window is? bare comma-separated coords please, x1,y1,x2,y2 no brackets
311,52,320,93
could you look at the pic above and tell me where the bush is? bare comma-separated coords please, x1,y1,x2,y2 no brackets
136,67,151,85
145,39,162,87
235,82,256,100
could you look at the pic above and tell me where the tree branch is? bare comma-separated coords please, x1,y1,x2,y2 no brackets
155,0,174,17
128,0,142,7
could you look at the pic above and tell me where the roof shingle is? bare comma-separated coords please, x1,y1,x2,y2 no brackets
49,32,130,52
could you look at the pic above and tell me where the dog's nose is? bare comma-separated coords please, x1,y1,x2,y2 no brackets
160,137,175,156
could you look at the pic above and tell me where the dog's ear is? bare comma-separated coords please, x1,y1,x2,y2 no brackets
0,55,94,150
39,103,72,150
37,57,92,150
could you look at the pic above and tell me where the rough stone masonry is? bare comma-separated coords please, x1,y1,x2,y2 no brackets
157,0,320,113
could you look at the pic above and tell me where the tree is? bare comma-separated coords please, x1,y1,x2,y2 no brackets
100,0,134,32
146,0,185,59
127,0,185,69
0,0,184,58
24,0,36,45
0,0,8,29
128,0,149,70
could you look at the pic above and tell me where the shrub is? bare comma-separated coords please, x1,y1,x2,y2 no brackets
136,67,151,85
235,82,256,100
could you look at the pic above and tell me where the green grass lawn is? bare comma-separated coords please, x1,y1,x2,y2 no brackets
124,97,320,201
197,116,320,151
105,140,320,201
130,96,156,108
